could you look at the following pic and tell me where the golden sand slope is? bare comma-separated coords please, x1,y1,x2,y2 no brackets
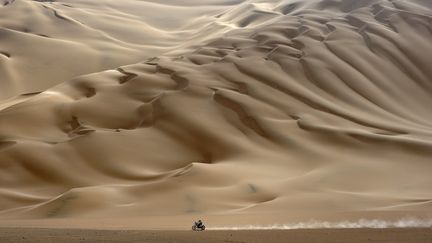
1,0,432,225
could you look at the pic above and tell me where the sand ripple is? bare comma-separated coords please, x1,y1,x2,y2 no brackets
0,0,432,223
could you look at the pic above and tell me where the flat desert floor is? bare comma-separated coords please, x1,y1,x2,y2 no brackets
1,228,432,243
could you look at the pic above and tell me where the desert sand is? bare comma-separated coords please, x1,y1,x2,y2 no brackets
1,0,432,235
2,228,432,243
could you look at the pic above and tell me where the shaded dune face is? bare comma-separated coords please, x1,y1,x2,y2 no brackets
1,0,432,221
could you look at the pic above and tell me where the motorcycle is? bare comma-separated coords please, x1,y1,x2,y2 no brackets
192,221,206,231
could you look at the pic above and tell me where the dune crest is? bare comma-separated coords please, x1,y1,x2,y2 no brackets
1,0,432,226
0,0,244,100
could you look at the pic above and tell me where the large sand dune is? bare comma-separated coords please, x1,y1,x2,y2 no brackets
1,0,432,227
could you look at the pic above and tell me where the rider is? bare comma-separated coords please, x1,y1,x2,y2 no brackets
196,219,204,228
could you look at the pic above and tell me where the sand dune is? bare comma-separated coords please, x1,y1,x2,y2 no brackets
0,0,242,100
1,0,432,228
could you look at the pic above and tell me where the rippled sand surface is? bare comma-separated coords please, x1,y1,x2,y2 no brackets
1,0,432,227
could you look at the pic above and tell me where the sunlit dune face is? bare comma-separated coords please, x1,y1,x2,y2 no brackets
0,0,432,227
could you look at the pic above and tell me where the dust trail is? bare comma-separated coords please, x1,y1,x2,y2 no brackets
209,217,432,230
